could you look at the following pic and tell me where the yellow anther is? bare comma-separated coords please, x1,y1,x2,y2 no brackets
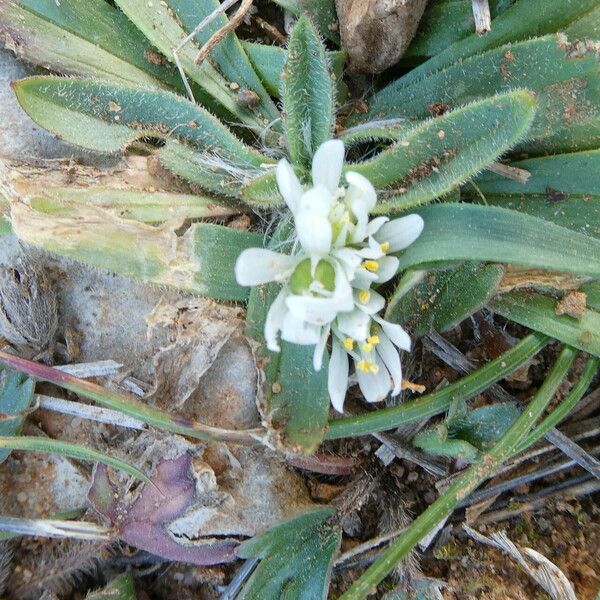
380,242,390,253
356,360,370,373
369,363,380,374
362,342,374,353
362,260,379,273
358,289,371,304
367,335,380,345
343,338,355,350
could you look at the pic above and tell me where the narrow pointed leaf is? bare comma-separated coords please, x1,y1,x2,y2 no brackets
86,573,136,600
271,0,339,43
396,203,600,277
237,508,341,600
283,16,335,168
491,291,600,357
385,262,504,338
348,91,536,212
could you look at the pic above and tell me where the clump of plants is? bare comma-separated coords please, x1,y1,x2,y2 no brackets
0,0,599,598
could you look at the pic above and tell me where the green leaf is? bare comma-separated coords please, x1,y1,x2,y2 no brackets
565,4,600,38
385,262,504,338
12,77,266,165
491,291,600,357
243,42,347,101
413,429,480,461
0,0,182,89
165,0,279,125
349,91,537,212
0,435,149,482
451,402,520,448
86,573,136,600
271,0,340,43
237,508,341,600
283,16,335,168
396,203,600,278
360,35,600,154
580,281,600,311
474,150,600,201
10,201,260,300
111,0,269,126
0,367,35,463
391,0,600,88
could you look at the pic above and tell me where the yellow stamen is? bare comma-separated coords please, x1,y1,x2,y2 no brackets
356,360,370,373
343,338,355,350
369,363,380,374
362,260,379,273
380,242,390,253
362,342,374,353
358,289,371,304
367,335,380,345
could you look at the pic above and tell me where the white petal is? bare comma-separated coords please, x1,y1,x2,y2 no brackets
374,214,424,253
329,339,349,413
235,248,298,286
374,316,411,351
281,312,321,345
312,139,344,194
297,184,333,217
354,289,385,314
356,355,391,403
377,333,402,395
337,308,371,341
332,248,362,280
276,159,303,213
264,289,288,352
366,216,389,237
313,326,331,371
358,236,385,260
375,256,400,283
286,294,340,325
295,211,332,257
353,269,378,289
346,171,377,212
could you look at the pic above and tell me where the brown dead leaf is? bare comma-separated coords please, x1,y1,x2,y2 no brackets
555,291,587,319
147,298,243,407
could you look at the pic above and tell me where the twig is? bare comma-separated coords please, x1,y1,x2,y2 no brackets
0,516,111,541
253,15,286,44
472,0,491,34
485,161,531,184
172,0,241,102
543,428,600,480
220,557,259,600
335,526,407,566
54,360,123,378
195,0,255,65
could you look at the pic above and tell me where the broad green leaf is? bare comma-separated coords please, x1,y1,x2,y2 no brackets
0,435,149,482
390,0,600,88
396,203,600,278
271,0,340,43
164,0,279,125
580,281,600,310
565,4,600,38
474,150,600,200
245,219,330,453
348,91,536,212
359,36,600,154
450,402,520,448
491,291,600,357
10,201,260,300
29,188,239,224
385,262,504,338
237,508,341,600
86,573,136,600
112,0,270,127
413,430,480,461
405,0,516,60
0,367,34,463
243,42,347,101
0,0,182,89
13,77,266,166
283,16,335,168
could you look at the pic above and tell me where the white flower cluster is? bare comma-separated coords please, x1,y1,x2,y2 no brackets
235,140,424,412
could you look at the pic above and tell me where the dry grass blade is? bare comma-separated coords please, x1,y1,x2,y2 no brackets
472,0,491,34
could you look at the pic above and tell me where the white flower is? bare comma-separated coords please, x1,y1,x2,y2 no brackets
235,140,424,412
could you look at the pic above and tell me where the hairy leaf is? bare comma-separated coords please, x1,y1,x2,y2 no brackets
283,16,335,168
0,367,34,463
271,0,339,43
237,508,340,600
397,203,600,277
385,263,504,338
86,573,136,600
